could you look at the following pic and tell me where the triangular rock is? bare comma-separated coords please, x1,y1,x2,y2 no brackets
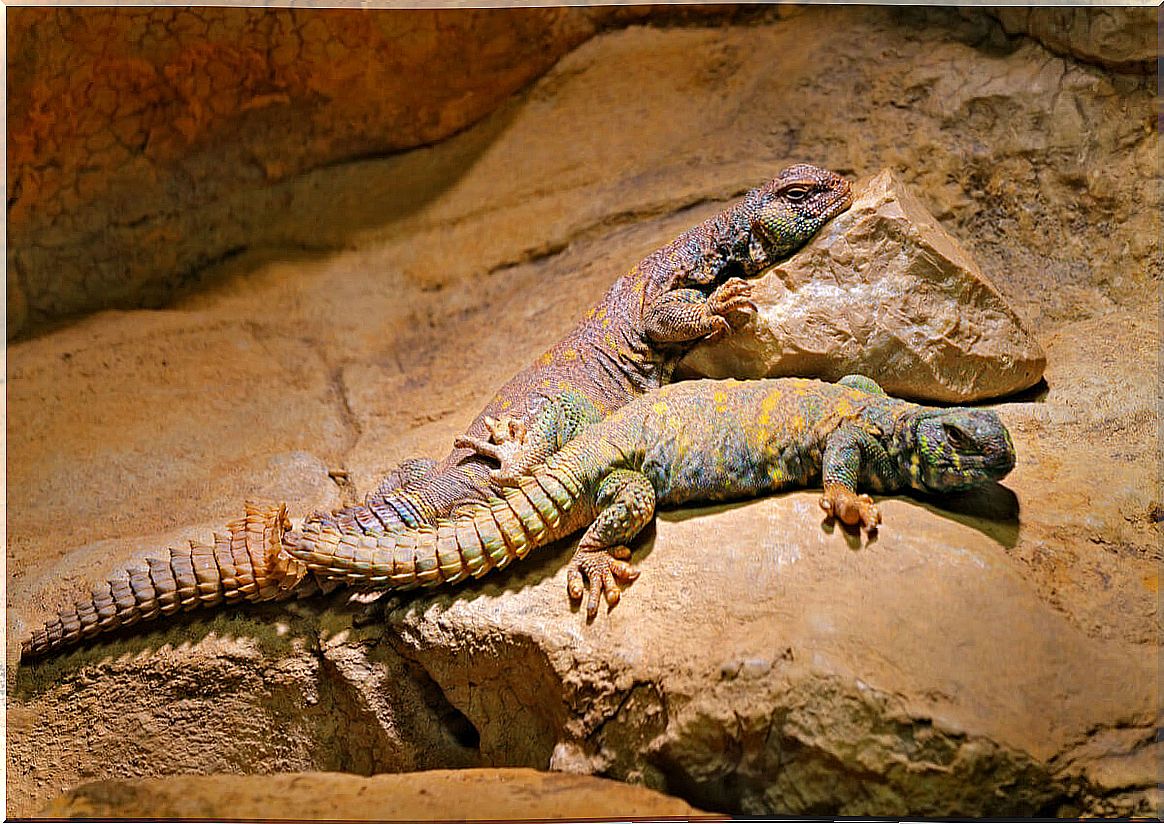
683,170,1046,403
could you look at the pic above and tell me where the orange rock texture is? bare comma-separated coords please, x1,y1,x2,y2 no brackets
6,6,739,334
986,6,1158,71
39,769,709,820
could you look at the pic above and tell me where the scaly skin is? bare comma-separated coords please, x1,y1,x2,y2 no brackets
20,503,327,658
21,376,1014,657
322,164,853,533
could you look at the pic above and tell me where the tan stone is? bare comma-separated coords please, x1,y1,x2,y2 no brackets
682,170,1047,403
38,769,708,820
386,482,1155,817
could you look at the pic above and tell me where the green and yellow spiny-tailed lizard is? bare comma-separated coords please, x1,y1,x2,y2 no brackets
23,376,1015,656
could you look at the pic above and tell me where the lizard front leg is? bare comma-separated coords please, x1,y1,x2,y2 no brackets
567,469,652,619
819,426,883,532
642,278,756,344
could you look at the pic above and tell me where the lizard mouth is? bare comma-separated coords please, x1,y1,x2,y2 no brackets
925,451,1015,491
821,173,854,220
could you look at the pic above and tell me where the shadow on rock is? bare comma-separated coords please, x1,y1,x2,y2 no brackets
11,602,326,696
657,489,1018,549
912,482,1021,549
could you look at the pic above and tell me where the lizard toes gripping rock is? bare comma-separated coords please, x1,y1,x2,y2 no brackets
454,416,526,459
819,483,882,532
706,276,758,317
566,547,641,620
704,278,757,341
456,416,542,489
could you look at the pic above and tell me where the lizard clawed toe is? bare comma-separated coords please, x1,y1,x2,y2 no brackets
456,416,531,473
707,277,757,316
566,547,640,620
704,316,733,342
819,484,881,532
703,278,757,340
454,434,494,456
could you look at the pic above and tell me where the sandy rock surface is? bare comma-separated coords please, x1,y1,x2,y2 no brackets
39,768,710,819
7,7,1159,819
683,169,1046,402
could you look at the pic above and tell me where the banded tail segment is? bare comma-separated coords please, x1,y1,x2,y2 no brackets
288,460,589,587
22,502,318,659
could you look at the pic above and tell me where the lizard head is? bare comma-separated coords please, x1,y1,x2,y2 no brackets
749,164,853,261
907,408,1016,493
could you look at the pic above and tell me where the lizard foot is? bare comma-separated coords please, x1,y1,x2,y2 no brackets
566,546,640,620
705,277,757,341
819,484,881,532
454,416,527,463
453,433,495,455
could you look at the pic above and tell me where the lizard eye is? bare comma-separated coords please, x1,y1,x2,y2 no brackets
782,185,813,203
942,423,970,449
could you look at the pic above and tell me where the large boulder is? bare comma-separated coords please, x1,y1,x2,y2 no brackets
381,474,1155,816
5,6,742,337
6,8,601,336
682,170,1047,403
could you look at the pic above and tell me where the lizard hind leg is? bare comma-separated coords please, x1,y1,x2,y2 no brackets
566,469,654,620
312,458,437,535
453,416,542,487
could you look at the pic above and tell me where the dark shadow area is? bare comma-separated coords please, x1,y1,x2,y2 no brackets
1002,377,1050,404
169,98,524,308
819,513,879,552
11,601,323,698
912,481,1021,549
655,483,1019,549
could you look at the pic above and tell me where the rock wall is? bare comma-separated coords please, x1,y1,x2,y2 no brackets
983,6,1158,72
7,6,1155,338
5,5,744,336
7,6,1159,819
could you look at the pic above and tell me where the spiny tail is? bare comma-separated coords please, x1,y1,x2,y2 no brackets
21,502,321,660
288,462,588,587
